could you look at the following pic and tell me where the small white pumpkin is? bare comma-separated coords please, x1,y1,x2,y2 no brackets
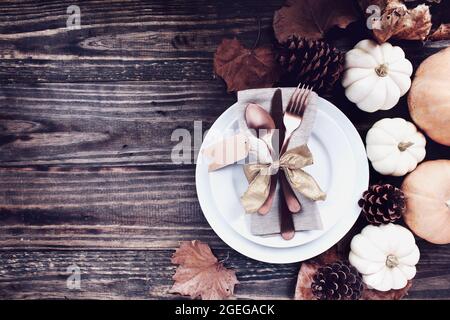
366,118,426,176
349,224,420,291
342,39,413,112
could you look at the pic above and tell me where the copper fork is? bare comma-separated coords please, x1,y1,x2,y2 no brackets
280,84,313,213
281,84,312,154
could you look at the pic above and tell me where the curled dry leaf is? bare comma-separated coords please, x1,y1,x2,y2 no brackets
170,240,239,300
273,0,360,42
359,0,432,42
214,38,279,93
294,245,412,300
386,2,430,41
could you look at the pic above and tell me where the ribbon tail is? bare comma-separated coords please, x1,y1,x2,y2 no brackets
240,169,271,213
285,168,326,201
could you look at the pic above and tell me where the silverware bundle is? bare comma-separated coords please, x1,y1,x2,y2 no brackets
245,84,313,240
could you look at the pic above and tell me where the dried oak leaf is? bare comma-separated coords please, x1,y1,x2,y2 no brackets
214,38,279,93
273,0,360,42
360,0,432,42
294,246,341,300
362,281,412,300
169,240,239,300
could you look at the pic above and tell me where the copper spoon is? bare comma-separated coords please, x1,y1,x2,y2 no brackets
245,103,276,215
245,103,276,155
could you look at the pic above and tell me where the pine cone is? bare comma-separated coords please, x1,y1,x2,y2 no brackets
359,184,405,225
277,36,344,93
312,261,363,300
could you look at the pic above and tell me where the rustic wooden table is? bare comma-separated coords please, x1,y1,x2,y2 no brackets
0,0,449,300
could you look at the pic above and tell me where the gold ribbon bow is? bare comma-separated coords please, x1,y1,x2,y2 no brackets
241,144,326,213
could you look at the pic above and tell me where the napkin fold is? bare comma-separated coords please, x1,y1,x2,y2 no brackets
237,87,323,236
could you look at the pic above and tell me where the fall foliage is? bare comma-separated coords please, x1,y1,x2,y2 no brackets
170,240,239,300
214,38,280,93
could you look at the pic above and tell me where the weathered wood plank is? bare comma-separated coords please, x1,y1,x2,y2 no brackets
0,225,227,251
0,249,298,300
1,0,449,83
0,166,208,229
0,81,234,166
0,0,281,83
0,243,449,299
0,0,281,38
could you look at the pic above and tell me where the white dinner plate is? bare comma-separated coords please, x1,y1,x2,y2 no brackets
195,89,369,263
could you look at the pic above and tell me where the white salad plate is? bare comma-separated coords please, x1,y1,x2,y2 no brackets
195,91,369,263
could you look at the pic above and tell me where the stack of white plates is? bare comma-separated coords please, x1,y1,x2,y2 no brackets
196,93,369,263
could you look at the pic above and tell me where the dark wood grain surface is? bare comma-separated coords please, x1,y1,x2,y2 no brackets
0,0,449,300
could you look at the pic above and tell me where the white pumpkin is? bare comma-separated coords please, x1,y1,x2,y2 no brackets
349,224,420,292
366,118,426,176
342,39,413,112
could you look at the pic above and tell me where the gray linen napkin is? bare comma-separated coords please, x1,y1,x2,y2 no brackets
237,87,323,236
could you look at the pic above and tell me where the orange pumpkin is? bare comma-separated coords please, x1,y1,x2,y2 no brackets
408,47,450,146
402,160,450,244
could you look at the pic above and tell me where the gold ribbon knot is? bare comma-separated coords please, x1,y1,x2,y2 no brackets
241,144,326,213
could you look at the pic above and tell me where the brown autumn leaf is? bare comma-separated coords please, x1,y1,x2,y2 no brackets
169,240,239,300
213,38,280,93
359,0,432,42
273,0,360,42
294,261,319,300
362,281,412,300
